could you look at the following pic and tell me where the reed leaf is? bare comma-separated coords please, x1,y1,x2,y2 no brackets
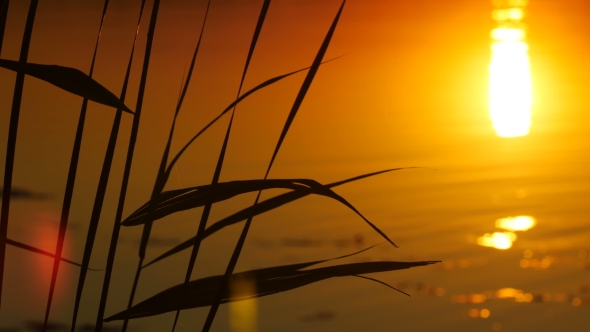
124,178,346,226
351,274,410,297
142,168,409,269
153,0,211,196
124,175,396,259
0,59,133,113
3,237,101,271
162,56,344,183
104,259,438,321
112,244,382,320
0,0,38,311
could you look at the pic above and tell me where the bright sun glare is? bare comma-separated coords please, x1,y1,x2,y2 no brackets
489,2,532,137
495,215,536,231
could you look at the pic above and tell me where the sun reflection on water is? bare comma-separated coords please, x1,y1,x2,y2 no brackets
489,0,532,137
229,274,257,332
476,215,536,250
477,232,517,250
495,215,536,231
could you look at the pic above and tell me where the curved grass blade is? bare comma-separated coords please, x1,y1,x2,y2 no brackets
0,0,38,311
4,237,101,271
46,2,111,332
104,260,439,321
0,59,133,113
93,1,148,329
123,178,334,226
162,55,344,184
113,245,385,319
152,0,211,195
351,274,410,297
202,2,349,330
142,168,409,269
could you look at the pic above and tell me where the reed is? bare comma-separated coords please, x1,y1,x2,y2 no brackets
0,0,38,312
0,0,8,56
45,2,110,331
0,1,438,331
95,1,147,331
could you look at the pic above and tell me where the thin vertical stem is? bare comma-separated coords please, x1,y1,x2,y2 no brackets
198,0,272,330
93,1,148,329
45,2,110,331
123,1,213,330
0,0,38,311
0,0,9,56
138,3,212,331
120,0,162,330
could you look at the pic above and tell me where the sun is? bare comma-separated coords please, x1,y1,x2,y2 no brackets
489,4,532,137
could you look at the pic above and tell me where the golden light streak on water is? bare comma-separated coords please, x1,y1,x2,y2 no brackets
477,231,517,250
496,287,523,299
229,275,257,332
489,0,532,137
495,215,536,231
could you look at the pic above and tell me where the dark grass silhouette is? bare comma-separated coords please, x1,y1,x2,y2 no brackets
95,1,147,331
45,2,111,331
119,1,162,331
0,0,38,312
0,1,439,331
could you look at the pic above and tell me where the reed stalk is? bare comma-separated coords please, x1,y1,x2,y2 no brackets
0,0,38,311
120,1,162,331
46,2,111,331
93,2,148,330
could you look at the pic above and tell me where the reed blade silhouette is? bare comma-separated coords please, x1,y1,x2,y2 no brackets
162,56,344,183
3,237,101,271
152,0,211,199
0,0,38,311
45,2,111,332
122,178,382,227
120,1,162,331
94,1,147,330
117,2,213,332
0,59,133,113
0,0,8,56
201,2,349,330
121,176,395,257
142,168,411,269
351,274,410,297
107,244,387,320
104,259,439,321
